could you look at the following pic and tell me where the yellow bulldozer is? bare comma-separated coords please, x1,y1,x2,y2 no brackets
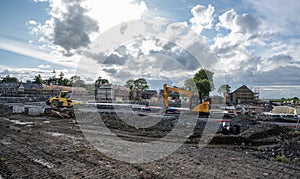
46,91,75,108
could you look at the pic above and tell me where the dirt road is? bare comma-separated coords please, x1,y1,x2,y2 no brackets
0,114,300,178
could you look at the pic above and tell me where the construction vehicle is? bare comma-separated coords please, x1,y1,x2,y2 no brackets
163,84,241,134
46,91,75,108
163,84,210,117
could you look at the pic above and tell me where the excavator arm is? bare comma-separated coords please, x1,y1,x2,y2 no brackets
163,84,193,112
163,84,209,115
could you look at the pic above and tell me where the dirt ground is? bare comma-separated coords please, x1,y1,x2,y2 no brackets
0,111,300,178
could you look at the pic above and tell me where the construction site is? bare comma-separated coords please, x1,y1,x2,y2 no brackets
0,83,300,178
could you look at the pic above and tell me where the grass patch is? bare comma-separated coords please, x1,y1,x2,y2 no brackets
272,154,290,163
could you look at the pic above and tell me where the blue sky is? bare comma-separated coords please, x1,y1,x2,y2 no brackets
0,0,300,99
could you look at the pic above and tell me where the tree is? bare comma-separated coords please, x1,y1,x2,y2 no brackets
94,76,109,96
133,78,149,91
95,76,109,87
70,75,85,87
1,75,19,83
125,79,135,89
61,78,72,86
52,69,56,77
193,69,214,84
32,74,43,84
195,79,211,96
193,69,214,96
218,84,231,95
124,78,149,101
125,78,149,90
184,78,197,93
44,76,58,85
58,72,64,86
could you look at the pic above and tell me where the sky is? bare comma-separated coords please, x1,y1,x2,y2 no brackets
0,0,300,99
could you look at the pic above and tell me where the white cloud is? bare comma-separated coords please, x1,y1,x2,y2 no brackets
190,4,214,34
0,36,80,68
85,0,148,33
210,9,264,75
29,0,148,56
0,65,72,82
23,1,300,95
246,0,300,35
37,64,51,69
217,9,259,34
33,0,48,2
216,9,236,31
26,20,38,26
207,7,299,92
160,21,188,41
29,0,100,56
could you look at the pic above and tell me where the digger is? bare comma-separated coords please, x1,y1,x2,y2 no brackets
46,91,75,108
163,84,210,117
163,84,240,134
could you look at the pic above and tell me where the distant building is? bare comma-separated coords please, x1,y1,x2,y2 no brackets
0,82,42,97
96,84,130,102
141,90,157,99
0,83,88,99
0,82,19,95
42,85,88,96
228,85,259,104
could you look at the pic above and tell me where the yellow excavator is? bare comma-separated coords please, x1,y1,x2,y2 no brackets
46,91,75,108
163,84,210,117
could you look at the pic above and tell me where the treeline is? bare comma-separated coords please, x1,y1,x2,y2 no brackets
269,97,300,103
1,68,233,97
0,72,110,89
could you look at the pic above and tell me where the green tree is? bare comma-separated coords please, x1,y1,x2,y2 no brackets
125,79,135,89
184,78,197,93
32,74,43,84
218,84,231,94
195,79,211,96
61,78,72,86
193,69,213,82
44,76,58,85
1,75,19,83
70,75,85,87
134,78,149,90
125,78,149,90
95,76,109,96
58,72,64,85
193,69,214,96
95,76,109,87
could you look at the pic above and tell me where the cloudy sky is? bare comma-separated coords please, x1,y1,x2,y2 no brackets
0,0,299,99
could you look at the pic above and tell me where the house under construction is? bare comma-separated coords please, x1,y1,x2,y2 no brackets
228,85,259,104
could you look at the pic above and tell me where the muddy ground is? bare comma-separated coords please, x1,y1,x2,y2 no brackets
0,109,300,178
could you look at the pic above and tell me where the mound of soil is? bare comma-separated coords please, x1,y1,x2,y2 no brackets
240,124,293,140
